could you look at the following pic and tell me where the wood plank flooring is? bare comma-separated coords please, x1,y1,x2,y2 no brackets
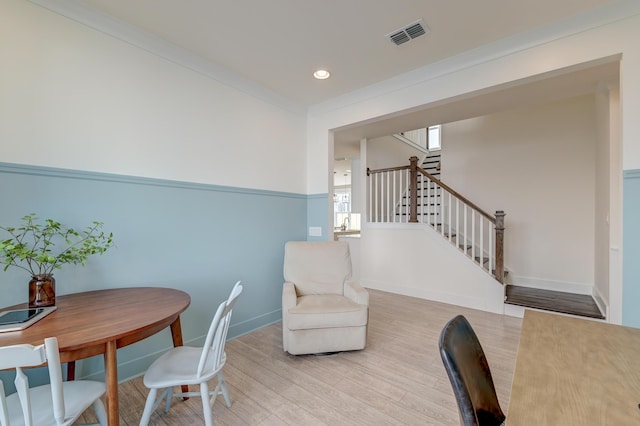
505,285,604,319
79,290,523,425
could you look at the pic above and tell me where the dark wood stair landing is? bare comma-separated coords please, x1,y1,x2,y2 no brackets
505,285,604,319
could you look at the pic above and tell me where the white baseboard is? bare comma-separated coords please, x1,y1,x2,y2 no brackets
362,279,504,315
591,286,610,321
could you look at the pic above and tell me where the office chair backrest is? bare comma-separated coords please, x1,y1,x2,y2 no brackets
439,315,505,426
196,280,243,378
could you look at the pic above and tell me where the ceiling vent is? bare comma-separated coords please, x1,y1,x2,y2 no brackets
387,19,429,46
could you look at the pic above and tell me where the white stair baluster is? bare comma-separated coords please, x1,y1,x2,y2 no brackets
489,221,494,274
374,173,379,222
367,173,371,223
463,204,468,255
440,186,445,236
447,192,452,242
427,177,431,226
420,174,424,223
392,171,396,223
479,216,484,269
369,173,373,222
388,171,392,223
405,169,409,223
471,211,476,261
455,198,460,248
388,171,392,222
429,179,432,224
379,172,384,222
379,172,385,223
404,169,408,223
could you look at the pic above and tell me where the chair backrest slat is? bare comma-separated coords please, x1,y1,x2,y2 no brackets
15,369,33,426
44,337,65,424
196,281,243,378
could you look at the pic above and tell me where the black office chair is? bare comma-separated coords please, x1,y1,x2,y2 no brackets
439,315,505,426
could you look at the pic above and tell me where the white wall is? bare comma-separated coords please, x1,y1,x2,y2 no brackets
441,95,596,293
367,135,425,170
0,0,307,194
361,225,505,314
608,87,623,323
595,87,612,308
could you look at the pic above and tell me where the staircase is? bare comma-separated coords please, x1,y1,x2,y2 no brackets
394,152,501,279
398,151,441,222
421,150,441,179
416,153,605,319
368,155,605,320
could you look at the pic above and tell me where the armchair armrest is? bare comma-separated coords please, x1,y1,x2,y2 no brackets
282,281,298,312
344,280,369,306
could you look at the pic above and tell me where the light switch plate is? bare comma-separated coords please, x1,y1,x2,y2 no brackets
308,226,322,237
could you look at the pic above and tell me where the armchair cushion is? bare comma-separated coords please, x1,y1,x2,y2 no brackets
283,241,351,295
287,294,368,329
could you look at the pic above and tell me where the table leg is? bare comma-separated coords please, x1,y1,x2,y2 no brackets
67,361,76,381
170,316,190,399
105,340,119,426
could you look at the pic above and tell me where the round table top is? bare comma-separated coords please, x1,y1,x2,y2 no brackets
0,287,191,357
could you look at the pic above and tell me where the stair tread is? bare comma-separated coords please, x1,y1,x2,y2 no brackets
505,285,604,319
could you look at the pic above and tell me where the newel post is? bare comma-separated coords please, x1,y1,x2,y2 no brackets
494,210,506,284
409,156,418,223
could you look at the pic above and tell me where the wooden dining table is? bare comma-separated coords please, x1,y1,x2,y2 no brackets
0,287,191,426
508,310,640,425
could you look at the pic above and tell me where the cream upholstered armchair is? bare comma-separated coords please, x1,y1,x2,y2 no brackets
282,240,369,355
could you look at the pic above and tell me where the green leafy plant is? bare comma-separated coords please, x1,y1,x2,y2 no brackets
0,213,113,277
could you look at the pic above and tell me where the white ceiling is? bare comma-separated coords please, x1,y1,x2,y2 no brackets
58,0,626,183
77,0,623,107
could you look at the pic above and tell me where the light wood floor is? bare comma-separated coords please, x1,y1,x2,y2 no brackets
84,289,523,425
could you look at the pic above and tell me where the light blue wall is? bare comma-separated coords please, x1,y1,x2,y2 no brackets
0,162,309,385
307,193,329,241
623,169,640,327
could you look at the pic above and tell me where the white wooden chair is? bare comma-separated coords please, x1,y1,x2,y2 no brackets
140,281,243,426
0,337,107,426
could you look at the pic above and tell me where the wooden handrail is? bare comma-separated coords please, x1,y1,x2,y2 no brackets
367,165,410,175
416,165,495,224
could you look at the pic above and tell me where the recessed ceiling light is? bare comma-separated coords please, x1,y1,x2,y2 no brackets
313,69,331,80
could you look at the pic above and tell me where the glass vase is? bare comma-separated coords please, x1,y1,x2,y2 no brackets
29,274,56,308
